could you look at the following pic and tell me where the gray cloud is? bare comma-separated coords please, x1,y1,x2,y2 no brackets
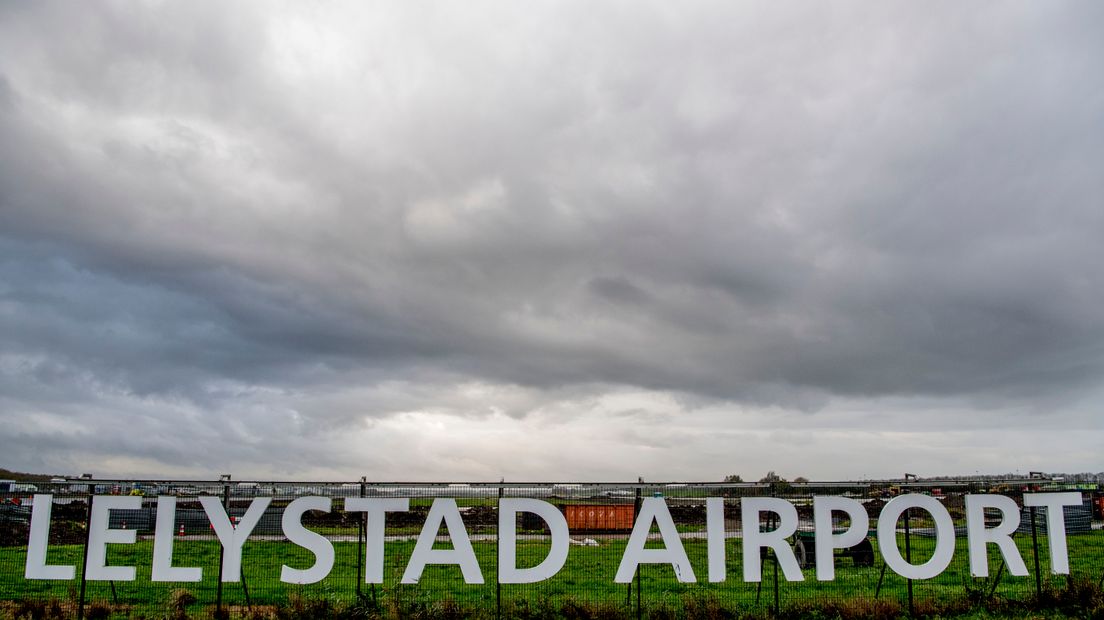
1,2,1102,479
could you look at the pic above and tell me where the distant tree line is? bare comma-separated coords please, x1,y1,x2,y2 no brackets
723,472,809,484
0,468,56,482
722,471,1103,483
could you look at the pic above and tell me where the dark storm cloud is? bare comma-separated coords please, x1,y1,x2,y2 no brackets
1,2,1102,477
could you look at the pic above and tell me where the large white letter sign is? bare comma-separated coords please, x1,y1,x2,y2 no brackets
200,496,272,582
24,495,75,580
152,496,201,582
742,497,802,582
877,494,954,580
965,495,1027,577
402,499,483,584
86,496,141,581
615,498,696,583
345,497,410,583
280,497,335,584
1023,492,1082,574
706,498,726,583
813,496,869,581
499,499,569,584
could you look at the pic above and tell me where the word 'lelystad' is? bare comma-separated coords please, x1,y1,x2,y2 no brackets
25,493,1081,585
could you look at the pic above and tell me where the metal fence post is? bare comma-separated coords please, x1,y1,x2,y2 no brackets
771,511,779,617
496,483,503,620
1030,506,1042,597
634,481,643,620
237,489,253,611
77,494,94,620
754,500,763,606
357,477,366,600
216,479,230,615
904,507,913,617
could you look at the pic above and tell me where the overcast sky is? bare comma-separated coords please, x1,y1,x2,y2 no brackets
1,2,1101,482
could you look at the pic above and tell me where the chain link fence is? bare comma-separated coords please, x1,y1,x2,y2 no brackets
1,478,1101,618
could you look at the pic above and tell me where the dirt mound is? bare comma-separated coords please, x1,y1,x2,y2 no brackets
0,520,86,547
667,504,707,524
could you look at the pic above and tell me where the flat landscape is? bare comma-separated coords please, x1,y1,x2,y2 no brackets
2,530,1101,618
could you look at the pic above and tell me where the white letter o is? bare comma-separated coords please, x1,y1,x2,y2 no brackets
877,494,955,580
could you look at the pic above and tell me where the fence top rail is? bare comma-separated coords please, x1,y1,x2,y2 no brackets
15,476,1094,489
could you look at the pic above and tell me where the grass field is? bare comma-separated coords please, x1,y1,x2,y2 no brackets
1,530,1102,618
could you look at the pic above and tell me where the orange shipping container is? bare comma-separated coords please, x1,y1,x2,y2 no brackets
564,504,635,531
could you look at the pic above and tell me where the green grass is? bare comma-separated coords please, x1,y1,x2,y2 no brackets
1,532,1101,617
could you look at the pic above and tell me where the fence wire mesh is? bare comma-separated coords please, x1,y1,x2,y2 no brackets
1,478,1101,618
